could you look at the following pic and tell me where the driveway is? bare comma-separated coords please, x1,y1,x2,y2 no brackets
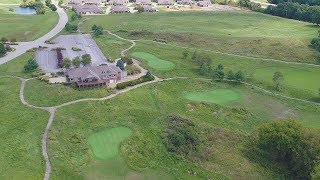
0,0,68,65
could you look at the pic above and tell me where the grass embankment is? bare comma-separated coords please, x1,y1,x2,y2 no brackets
81,11,319,63
0,9,58,41
0,77,49,179
94,34,132,62
129,42,320,102
48,79,320,179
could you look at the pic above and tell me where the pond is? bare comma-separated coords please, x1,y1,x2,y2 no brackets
12,7,36,15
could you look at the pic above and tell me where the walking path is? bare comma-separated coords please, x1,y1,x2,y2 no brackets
0,0,68,65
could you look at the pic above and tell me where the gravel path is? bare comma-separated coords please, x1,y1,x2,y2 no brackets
0,0,68,65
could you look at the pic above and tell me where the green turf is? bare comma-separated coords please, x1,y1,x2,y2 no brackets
131,51,175,70
94,34,132,62
81,11,319,63
88,127,132,160
0,77,49,179
0,10,58,41
185,89,241,105
0,0,21,3
0,52,36,78
49,78,320,179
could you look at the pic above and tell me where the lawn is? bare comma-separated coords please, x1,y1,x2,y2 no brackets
81,11,319,63
88,127,132,160
185,89,241,105
128,41,320,101
0,0,21,3
131,51,175,70
94,34,132,62
0,77,49,179
48,78,320,180
0,9,58,41
0,52,36,78
24,79,115,107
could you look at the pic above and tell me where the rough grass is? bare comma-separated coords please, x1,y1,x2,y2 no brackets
185,89,241,105
0,0,21,3
88,127,132,160
81,11,319,63
48,78,320,179
0,77,49,179
131,51,175,70
128,41,320,102
0,10,58,41
24,79,115,107
94,34,132,62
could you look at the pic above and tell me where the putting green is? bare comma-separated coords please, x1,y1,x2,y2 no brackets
88,127,132,160
131,52,175,70
185,89,241,105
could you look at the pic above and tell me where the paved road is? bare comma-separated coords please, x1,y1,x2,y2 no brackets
0,0,68,65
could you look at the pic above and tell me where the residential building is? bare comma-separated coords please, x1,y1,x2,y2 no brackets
177,0,193,5
157,0,174,5
108,0,129,5
73,5,104,15
66,65,126,88
136,0,152,5
142,5,156,12
197,0,212,7
110,5,130,13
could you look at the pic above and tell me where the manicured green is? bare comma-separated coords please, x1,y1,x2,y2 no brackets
49,79,320,180
0,77,49,179
185,89,241,105
0,10,58,41
81,11,319,63
24,79,115,107
131,51,175,70
88,127,132,160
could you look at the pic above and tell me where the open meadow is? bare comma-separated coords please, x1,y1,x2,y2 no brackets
80,11,319,63
0,8,58,41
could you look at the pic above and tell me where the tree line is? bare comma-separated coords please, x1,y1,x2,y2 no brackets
268,0,320,6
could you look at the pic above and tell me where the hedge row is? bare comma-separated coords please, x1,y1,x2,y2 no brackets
116,75,155,90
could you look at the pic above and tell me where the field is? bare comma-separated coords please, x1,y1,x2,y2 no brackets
131,52,175,70
80,11,319,63
48,79,320,179
0,77,49,179
0,9,58,41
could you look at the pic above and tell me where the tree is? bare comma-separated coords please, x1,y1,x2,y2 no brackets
239,0,251,8
273,71,284,91
72,57,81,68
116,59,125,70
0,43,7,57
234,70,245,83
71,13,78,21
212,64,224,81
65,23,78,32
62,58,72,69
135,5,144,13
121,56,133,65
199,63,211,76
24,58,39,72
0,37,8,42
92,25,103,37
226,70,235,80
312,164,320,180
182,49,189,59
252,120,320,180
81,54,91,65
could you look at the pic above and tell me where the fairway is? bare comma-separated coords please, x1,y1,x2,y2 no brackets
131,51,175,70
254,66,320,95
185,89,241,105
88,127,132,160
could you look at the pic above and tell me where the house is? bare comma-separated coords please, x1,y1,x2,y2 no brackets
110,5,130,13
142,5,156,12
68,0,82,5
83,0,102,5
197,0,212,7
157,0,174,5
66,65,125,88
135,0,152,5
108,0,129,5
177,0,193,5
73,5,104,15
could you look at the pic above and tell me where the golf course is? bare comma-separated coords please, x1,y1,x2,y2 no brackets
0,8,319,180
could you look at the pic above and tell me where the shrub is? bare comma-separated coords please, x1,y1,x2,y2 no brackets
65,22,78,32
116,59,125,70
0,43,7,57
24,58,39,72
71,47,81,51
56,49,63,68
311,38,320,51
164,114,200,156
121,56,133,65
116,72,154,90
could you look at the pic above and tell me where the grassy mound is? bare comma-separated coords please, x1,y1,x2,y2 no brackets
131,51,175,70
185,89,241,105
88,127,132,160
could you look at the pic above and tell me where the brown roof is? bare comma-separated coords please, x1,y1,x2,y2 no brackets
142,5,156,12
136,0,152,5
157,0,174,5
73,5,103,14
110,5,130,13
109,0,128,5
67,65,121,80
